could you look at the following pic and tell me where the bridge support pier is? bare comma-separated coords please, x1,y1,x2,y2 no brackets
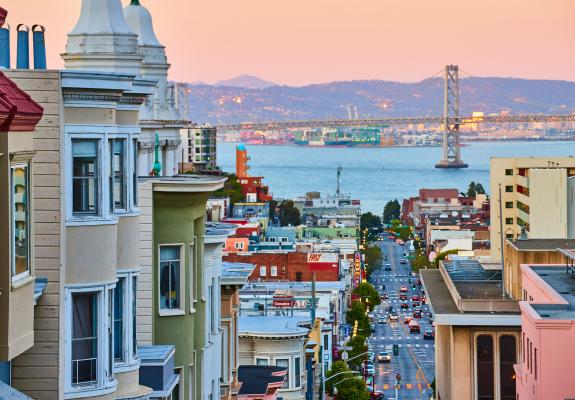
435,65,468,169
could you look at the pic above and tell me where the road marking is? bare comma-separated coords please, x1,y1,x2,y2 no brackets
406,383,412,389
383,384,389,390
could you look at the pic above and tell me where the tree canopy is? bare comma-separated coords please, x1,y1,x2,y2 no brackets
325,361,351,395
383,200,401,224
335,377,370,400
352,282,381,308
278,200,301,226
466,181,486,197
212,174,244,205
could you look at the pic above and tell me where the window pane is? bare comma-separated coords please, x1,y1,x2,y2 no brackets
110,139,126,210
160,246,181,310
499,335,517,400
132,276,137,356
477,335,494,400
73,140,99,215
72,292,98,385
114,278,124,362
133,139,138,206
276,359,289,389
11,165,29,278
256,358,268,366
294,357,301,387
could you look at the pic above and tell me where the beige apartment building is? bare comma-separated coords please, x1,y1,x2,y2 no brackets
490,157,575,261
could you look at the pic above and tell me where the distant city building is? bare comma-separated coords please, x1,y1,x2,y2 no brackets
179,125,218,173
235,144,272,202
490,157,575,261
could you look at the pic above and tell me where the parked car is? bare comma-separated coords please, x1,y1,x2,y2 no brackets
409,320,420,334
400,302,409,309
400,259,407,264
364,364,375,376
388,312,399,322
400,286,408,292
423,329,435,340
367,386,385,400
413,310,421,318
377,351,391,363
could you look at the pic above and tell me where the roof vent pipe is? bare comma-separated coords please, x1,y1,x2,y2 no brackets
16,24,29,69
32,25,46,69
0,24,9,68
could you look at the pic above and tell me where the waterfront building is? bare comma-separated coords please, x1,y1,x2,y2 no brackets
238,316,309,400
6,66,154,399
220,262,256,400
503,238,575,300
0,67,44,397
235,144,272,202
179,125,218,173
514,257,575,400
421,259,520,400
490,157,575,261
137,175,226,400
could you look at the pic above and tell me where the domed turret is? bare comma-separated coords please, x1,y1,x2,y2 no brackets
123,0,162,47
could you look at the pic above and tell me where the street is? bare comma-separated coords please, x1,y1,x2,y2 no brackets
368,240,435,400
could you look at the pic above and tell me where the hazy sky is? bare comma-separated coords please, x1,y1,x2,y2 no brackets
3,0,575,86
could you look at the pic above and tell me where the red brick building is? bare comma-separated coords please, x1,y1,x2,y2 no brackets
223,251,340,281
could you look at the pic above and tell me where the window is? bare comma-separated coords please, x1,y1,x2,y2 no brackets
132,276,137,357
276,359,289,389
499,335,516,400
173,367,183,400
113,278,124,362
271,266,278,277
294,357,301,388
477,335,494,400
505,202,513,209
505,169,513,176
133,139,138,206
268,237,277,242
324,334,329,353
296,272,302,282
11,164,30,281
256,358,268,366
234,242,244,250
505,185,513,193
109,139,126,211
72,292,98,385
259,266,266,277
160,246,182,311
506,234,514,239
107,289,113,378
72,140,99,215
505,218,513,225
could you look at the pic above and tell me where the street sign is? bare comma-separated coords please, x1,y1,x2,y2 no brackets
341,351,348,361
338,346,353,351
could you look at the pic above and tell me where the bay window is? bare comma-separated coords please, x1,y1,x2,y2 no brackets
275,359,289,389
10,164,30,280
294,357,301,388
113,278,124,362
113,273,139,369
72,139,99,216
109,139,126,211
132,139,138,207
159,246,182,312
72,292,98,385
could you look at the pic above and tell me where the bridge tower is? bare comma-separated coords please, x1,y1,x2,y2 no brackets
435,65,468,168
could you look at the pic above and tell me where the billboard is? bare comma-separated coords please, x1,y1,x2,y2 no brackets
353,252,362,288
307,252,338,271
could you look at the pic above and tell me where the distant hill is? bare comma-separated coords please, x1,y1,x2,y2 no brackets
213,74,277,89
179,77,575,125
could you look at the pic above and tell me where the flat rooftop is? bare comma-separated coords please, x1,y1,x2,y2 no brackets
238,316,310,338
507,238,575,251
530,266,575,320
239,280,346,294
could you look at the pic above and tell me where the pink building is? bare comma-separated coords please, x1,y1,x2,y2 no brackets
515,252,575,400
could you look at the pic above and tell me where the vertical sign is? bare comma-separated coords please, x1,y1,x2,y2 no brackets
353,252,361,288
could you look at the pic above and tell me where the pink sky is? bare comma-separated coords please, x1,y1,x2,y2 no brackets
3,0,575,86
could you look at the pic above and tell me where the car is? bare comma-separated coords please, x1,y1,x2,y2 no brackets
413,310,421,318
399,293,408,301
364,364,375,376
384,263,392,271
388,312,399,322
411,295,420,301
378,318,386,324
370,390,385,400
381,293,389,300
404,316,412,324
377,351,391,363
400,286,408,292
412,300,420,307
400,302,409,309
423,329,435,340
400,259,407,264
409,320,420,334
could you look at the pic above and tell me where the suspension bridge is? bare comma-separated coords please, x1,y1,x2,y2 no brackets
215,65,575,169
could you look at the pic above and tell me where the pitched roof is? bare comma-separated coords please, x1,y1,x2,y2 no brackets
0,71,43,132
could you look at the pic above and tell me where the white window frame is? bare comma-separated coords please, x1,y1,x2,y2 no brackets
294,356,302,388
255,356,270,366
65,125,140,226
472,330,519,400
108,137,128,213
173,366,184,400
158,244,185,316
113,270,140,373
189,240,197,312
259,266,266,277
64,283,117,399
275,357,290,389
270,266,278,277
10,163,31,283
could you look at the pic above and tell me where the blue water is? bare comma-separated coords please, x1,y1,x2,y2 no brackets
217,141,575,213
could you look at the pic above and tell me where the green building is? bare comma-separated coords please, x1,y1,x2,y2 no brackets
137,175,226,400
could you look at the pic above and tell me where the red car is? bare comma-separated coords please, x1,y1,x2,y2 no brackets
400,302,409,309
404,316,412,324
400,286,408,292
411,295,419,301
399,294,408,301
409,321,420,334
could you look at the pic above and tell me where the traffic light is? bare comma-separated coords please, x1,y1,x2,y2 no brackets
393,344,399,356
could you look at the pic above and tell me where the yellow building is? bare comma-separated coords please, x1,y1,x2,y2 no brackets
490,157,575,261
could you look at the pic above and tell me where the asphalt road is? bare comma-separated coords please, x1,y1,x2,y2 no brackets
367,240,435,400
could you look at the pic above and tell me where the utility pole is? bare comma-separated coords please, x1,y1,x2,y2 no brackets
435,65,467,169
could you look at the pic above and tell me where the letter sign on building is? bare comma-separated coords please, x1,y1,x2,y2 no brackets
307,252,338,271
